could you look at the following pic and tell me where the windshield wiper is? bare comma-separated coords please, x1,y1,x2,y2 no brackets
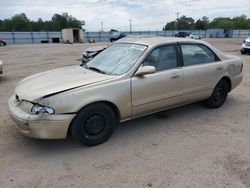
87,66,106,74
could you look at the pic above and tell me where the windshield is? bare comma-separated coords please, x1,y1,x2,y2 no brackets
86,43,147,75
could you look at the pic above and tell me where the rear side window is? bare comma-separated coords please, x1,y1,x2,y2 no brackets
181,44,219,66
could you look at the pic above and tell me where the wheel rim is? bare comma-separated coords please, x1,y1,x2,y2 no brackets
84,114,105,136
213,86,226,103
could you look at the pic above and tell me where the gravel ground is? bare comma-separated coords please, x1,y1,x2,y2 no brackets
0,39,249,188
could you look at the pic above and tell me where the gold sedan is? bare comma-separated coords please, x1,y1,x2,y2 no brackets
8,37,243,146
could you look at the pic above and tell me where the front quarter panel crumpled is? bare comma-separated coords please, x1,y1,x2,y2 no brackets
43,76,132,121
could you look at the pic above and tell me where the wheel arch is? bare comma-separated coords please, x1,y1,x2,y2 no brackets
68,101,121,136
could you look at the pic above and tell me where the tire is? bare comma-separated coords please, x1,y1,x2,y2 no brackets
204,79,229,108
70,103,117,146
241,50,246,55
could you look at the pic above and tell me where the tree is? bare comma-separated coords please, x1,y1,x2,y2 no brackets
31,18,46,31
232,15,250,29
163,21,176,30
176,16,195,30
208,17,235,29
0,12,81,31
195,16,209,30
52,12,81,31
7,13,32,31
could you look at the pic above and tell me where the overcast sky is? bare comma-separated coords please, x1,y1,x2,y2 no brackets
0,0,249,31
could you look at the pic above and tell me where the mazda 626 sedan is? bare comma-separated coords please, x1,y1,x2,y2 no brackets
8,37,243,146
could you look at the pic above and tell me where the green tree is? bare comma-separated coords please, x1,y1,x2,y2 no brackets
232,15,250,29
208,17,235,29
195,16,209,30
52,12,81,31
0,12,81,31
176,16,195,30
8,13,32,31
31,18,45,31
163,21,176,30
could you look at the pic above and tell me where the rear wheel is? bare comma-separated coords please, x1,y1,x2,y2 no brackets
70,103,116,146
204,79,229,108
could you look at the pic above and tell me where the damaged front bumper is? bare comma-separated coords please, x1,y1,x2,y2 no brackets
8,95,75,139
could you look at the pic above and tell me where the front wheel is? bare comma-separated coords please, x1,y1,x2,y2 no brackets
241,50,246,55
70,103,117,146
204,79,229,108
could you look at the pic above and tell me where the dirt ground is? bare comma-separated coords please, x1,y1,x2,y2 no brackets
0,38,250,188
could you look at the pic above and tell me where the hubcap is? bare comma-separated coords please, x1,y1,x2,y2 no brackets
84,114,105,136
214,88,225,102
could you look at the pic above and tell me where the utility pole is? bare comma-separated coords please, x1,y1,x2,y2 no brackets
175,12,180,30
176,12,180,20
129,19,132,34
101,21,103,32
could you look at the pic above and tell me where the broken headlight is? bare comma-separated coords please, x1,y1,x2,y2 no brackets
31,105,55,115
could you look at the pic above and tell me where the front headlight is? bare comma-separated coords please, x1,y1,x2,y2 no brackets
31,105,55,115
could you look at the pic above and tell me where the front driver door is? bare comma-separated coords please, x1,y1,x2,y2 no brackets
131,44,184,117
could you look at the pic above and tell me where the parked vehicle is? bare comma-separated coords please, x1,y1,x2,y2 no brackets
186,33,202,39
81,45,107,64
175,32,190,38
241,37,250,55
9,37,243,146
110,32,126,42
0,60,3,74
0,37,7,46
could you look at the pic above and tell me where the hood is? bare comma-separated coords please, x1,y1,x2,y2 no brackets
15,65,115,101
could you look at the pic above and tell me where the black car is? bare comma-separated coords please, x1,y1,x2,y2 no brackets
175,32,190,38
110,32,126,42
0,37,7,46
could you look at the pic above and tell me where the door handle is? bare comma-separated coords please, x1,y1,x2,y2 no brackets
216,67,223,70
170,74,180,79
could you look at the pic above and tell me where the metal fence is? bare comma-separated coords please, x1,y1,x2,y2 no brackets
1,29,249,44
0,32,62,44
232,30,250,38
84,30,207,42
0,30,206,44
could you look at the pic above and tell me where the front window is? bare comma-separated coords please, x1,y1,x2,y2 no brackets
86,43,147,75
143,45,178,71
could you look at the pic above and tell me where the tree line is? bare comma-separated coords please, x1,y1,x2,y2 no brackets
163,15,250,30
1,13,250,32
0,13,82,32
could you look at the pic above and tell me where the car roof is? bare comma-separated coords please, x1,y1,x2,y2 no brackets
116,36,228,60
117,36,202,46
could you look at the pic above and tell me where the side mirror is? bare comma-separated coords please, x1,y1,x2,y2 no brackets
135,66,156,76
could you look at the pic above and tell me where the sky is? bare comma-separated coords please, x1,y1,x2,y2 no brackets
0,0,249,31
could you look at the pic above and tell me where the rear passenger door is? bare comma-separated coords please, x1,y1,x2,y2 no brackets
180,43,224,102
